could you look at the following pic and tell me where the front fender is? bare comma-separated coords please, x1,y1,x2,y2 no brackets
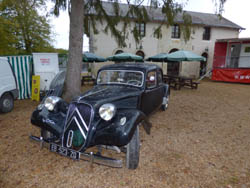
30,103,67,138
89,109,151,147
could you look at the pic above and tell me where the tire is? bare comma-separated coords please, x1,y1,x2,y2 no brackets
126,126,140,169
41,129,53,140
161,94,169,111
0,93,14,113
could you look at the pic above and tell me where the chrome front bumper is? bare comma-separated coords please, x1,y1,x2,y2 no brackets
29,135,123,168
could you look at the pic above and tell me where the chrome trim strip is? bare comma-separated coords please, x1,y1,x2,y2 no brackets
63,104,75,134
80,152,122,168
77,101,94,152
62,102,94,151
97,69,145,87
29,135,123,168
75,108,89,131
65,106,76,130
69,116,86,139
78,88,108,100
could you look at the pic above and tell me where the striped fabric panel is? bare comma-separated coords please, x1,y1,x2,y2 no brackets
7,56,32,99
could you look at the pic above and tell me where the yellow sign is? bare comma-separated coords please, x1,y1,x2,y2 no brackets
31,75,40,101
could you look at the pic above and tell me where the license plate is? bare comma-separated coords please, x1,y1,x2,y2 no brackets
50,143,80,160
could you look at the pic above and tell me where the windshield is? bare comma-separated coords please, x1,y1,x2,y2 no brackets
97,70,144,87
49,70,66,89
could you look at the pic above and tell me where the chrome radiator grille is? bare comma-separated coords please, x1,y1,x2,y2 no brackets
63,102,93,150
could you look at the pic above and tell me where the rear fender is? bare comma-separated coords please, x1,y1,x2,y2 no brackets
30,101,68,137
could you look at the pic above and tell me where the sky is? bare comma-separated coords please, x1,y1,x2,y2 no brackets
49,0,250,50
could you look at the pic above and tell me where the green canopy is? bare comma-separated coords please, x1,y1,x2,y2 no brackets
147,51,206,62
165,50,206,62
83,52,106,62
107,52,143,62
146,53,168,62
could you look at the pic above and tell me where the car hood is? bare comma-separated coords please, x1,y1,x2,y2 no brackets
76,85,142,108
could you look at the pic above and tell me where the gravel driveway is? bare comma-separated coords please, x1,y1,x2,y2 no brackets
0,79,250,188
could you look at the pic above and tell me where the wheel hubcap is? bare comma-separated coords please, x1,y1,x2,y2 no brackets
3,99,11,108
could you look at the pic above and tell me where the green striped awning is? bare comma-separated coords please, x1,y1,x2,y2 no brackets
7,56,32,99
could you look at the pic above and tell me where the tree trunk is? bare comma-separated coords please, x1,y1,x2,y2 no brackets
63,0,84,101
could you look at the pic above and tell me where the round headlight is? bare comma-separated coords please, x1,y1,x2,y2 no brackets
44,96,61,111
99,103,116,121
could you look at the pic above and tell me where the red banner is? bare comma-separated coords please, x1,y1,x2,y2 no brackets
212,68,250,83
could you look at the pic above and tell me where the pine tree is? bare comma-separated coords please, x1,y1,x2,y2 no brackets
51,0,227,101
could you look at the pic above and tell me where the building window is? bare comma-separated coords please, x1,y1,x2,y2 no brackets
203,27,211,40
171,24,180,39
115,50,123,54
244,46,250,53
136,22,146,37
136,50,145,59
169,48,179,53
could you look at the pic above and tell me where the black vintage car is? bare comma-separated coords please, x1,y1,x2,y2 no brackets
30,63,170,169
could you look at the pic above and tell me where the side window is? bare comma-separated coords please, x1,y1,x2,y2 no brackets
157,70,163,85
146,71,157,88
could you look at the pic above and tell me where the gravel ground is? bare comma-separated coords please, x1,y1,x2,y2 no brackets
0,79,250,188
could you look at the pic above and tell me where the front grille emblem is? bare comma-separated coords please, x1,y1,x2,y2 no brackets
63,103,93,151
66,130,74,147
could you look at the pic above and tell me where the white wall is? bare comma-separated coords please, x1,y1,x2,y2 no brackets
191,26,239,73
32,53,59,90
90,20,239,78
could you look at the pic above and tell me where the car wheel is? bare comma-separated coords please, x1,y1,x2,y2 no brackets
41,129,53,140
161,94,169,111
0,93,14,113
126,126,140,169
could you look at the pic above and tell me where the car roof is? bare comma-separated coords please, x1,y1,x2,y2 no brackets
99,63,161,72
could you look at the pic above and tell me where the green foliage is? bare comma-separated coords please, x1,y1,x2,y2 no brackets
214,0,227,15
181,12,192,43
53,48,68,54
161,0,183,26
0,0,54,55
52,0,228,49
132,26,140,44
82,0,227,46
0,15,19,55
83,0,190,46
50,0,227,100
84,0,127,47
51,0,67,16
84,1,150,47
153,25,163,39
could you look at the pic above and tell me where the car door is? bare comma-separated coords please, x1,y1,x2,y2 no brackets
157,68,166,95
141,70,164,115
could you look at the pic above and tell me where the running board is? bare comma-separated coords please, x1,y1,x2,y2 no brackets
29,135,123,168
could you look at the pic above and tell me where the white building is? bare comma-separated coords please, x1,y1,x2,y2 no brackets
87,2,243,78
